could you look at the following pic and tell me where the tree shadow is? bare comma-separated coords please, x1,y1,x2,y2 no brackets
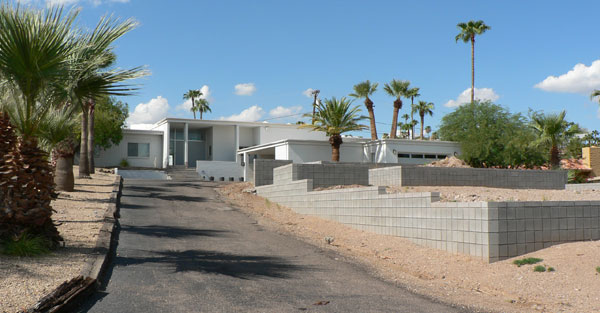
119,202,148,210
115,249,304,279
123,192,207,202
123,185,167,193
120,225,228,239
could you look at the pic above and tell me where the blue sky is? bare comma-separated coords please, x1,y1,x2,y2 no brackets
15,0,600,136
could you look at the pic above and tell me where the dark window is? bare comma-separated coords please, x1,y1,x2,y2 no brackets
398,153,410,158
425,154,437,159
437,154,448,159
411,154,424,159
127,143,137,157
127,143,150,157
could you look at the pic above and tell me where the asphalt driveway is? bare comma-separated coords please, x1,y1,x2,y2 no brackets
77,177,472,313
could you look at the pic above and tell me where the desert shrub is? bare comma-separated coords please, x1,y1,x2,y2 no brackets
513,257,543,267
119,158,129,168
596,266,600,274
1,232,51,257
533,265,547,272
568,170,588,184
438,101,545,168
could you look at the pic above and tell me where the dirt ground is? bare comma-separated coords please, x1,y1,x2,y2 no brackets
218,183,600,313
0,167,115,313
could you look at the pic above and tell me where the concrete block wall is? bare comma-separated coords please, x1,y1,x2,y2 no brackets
273,163,369,189
565,182,600,191
253,159,293,186
369,166,567,190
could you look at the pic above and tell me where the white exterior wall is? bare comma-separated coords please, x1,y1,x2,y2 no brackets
275,145,288,160
152,123,169,168
95,131,163,168
287,142,365,163
257,125,327,144
211,125,236,161
239,126,255,148
196,160,243,180
365,139,462,165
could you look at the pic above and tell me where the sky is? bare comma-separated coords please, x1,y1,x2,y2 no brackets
12,0,600,136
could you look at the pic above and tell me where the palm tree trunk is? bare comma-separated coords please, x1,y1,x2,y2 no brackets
88,99,95,174
550,145,560,168
420,113,425,139
79,106,90,178
410,96,415,140
471,35,475,104
191,96,196,119
329,134,343,162
55,155,74,192
200,110,203,120
365,98,378,140
390,99,401,139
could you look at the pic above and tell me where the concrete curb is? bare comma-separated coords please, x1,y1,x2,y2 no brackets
25,175,123,313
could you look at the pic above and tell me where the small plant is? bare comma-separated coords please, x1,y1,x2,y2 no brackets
264,198,271,208
542,195,548,201
533,265,546,272
513,257,543,267
119,158,129,168
1,233,51,257
596,266,600,274
547,267,555,272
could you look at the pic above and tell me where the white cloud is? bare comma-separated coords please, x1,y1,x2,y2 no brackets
269,105,303,118
302,88,317,98
126,96,169,126
177,85,212,111
444,87,500,107
234,83,256,96
535,60,600,94
219,105,264,122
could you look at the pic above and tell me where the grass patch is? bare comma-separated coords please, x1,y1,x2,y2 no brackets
533,265,546,272
1,233,51,257
547,267,555,272
596,266,600,274
513,257,543,267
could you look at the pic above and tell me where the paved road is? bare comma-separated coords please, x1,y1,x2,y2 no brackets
77,177,472,313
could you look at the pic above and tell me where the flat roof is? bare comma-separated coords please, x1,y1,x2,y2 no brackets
153,117,307,128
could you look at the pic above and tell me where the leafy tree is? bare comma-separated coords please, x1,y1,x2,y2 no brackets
383,79,410,139
455,20,491,104
565,136,584,159
94,96,128,150
350,80,378,140
406,87,420,139
183,89,202,119
413,101,434,139
439,100,545,168
583,130,600,147
301,97,367,161
530,110,581,168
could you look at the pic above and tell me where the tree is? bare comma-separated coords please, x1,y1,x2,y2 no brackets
196,98,211,120
350,80,378,140
425,126,432,139
439,100,545,168
591,90,600,104
383,79,410,139
455,20,491,104
301,97,367,161
183,89,202,119
530,110,581,168
310,89,320,124
94,96,128,150
413,101,434,139
406,87,420,139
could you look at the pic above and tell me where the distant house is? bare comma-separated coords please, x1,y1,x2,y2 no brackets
94,117,461,180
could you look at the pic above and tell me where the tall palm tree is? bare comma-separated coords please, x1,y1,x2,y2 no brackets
406,87,420,139
383,79,410,139
413,101,434,139
196,98,211,120
425,126,432,139
455,20,491,104
301,97,367,161
183,89,202,119
0,5,79,246
350,80,378,140
530,110,579,168
590,89,600,104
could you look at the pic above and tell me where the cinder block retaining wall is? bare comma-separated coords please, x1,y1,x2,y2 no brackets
369,166,567,190
253,159,293,186
273,163,369,188
257,165,600,262
565,183,600,191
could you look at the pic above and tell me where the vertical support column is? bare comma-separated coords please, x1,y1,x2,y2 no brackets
243,152,249,182
164,122,170,168
184,123,189,168
234,125,240,163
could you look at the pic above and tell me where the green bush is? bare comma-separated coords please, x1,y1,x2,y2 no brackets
533,265,547,272
513,257,543,267
119,158,129,168
596,266,600,274
568,170,587,184
1,233,51,257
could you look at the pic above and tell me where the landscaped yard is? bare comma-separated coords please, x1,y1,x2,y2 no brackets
220,182,600,313
0,168,115,313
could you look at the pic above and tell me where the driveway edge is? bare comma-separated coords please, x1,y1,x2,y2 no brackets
25,175,123,313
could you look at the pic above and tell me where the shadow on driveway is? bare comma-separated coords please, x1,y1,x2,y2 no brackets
116,249,305,279
120,225,228,239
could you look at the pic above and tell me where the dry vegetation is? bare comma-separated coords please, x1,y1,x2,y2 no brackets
0,168,114,313
219,182,600,313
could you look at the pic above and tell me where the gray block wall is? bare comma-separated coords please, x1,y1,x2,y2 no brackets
253,159,293,186
257,168,600,262
565,182,600,191
370,166,567,190
273,163,369,188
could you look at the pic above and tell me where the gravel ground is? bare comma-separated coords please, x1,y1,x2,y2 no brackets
0,167,114,313
219,183,600,313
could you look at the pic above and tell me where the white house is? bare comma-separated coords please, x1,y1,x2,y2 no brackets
94,118,461,180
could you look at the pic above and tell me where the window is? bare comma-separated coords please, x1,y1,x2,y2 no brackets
425,154,437,159
411,154,424,159
398,153,410,158
128,143,150,158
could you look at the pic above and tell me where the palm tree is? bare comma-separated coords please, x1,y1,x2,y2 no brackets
301,97,367,161
413,101,434,140
590,90,600,105
425,126,432,139
0,5,79,246
406,87,420,139
383,80,410,139
530,110,580,168
455,20,491,104
196,98,211,120
183,89,202,119
350,80,378,140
